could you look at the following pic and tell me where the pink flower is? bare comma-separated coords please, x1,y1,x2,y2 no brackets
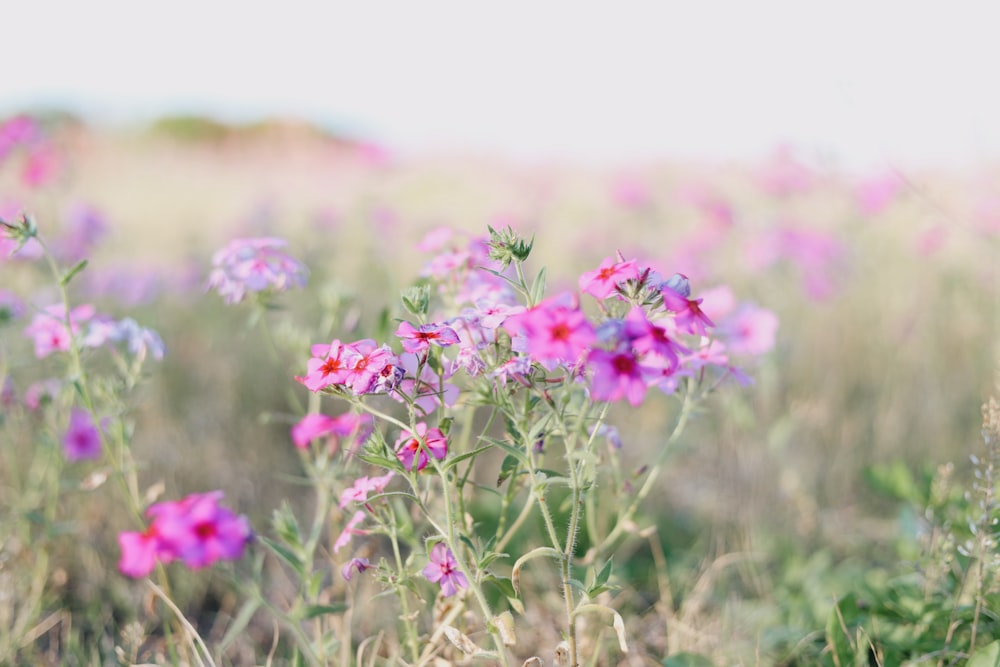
856,171,902,216
622,308,686,371
660,287,714,336
290,412,372,452
297,340,353,392
342,557,372,581
395,321,460,354
23,304,95,358
395,422,448,471
684,339,729,370
422,543,468,597
339,472,395,508
117,528,161,578
207,237,308,304
503,294,595,370
24,378,60,410
717,304,778,357
342,340,399,395
119,491,252,577
587,348,651,406
579,257,639,300
333,511,367,554
63,408,102,461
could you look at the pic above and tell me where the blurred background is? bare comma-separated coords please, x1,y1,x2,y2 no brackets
3,1,1000,663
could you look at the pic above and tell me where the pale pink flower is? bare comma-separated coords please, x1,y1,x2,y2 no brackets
422,543,468,597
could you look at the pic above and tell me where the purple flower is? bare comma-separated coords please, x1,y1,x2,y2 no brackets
207,237,308,304
422,543,468,597
63,408,102,461
342,557,371,581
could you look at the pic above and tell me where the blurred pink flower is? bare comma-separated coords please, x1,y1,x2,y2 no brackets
717,304,779,356
333,511,366,553
611,174,652,209
290,412,372,451
207,237,308,304
422,543,468,597
21,144,61,188
119,491,252,577
339,471,395,508
856,171,902,216
23,304,96,358
579,257,638,300
143,491,252,570
63,408,102,461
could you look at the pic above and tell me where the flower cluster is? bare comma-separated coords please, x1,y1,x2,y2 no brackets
118,491,253,578
207,237,308,304
23,304,165,361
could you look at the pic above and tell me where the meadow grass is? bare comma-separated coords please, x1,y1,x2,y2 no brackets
1,116,998,665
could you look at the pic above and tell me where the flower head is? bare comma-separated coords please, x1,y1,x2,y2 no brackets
395,422,448,471
119,491,252,577
579,257,639,300
63,408,102,461
207,237,307,304
395,320,460,354
503,294,595,370
422,543,468,597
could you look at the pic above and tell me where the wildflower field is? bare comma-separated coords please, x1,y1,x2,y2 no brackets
1,113,999,666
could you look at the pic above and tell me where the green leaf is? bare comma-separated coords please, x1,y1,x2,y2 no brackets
484,574,516,599
259,535,304,575
825,593,863,667
863,461,927,506
444,445,494,470
61,259,89,286
594,558,614,588
529,266,547,306
219,598,262,650
304,603,349,619
969,640,1000,667
497,454,520,487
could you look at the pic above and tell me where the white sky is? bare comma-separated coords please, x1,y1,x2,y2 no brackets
3,1,999,168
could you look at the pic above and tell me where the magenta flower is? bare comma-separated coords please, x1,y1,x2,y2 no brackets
395,320,460,354
503,295,595,370
578,257,638,300
587,348,651,406
207,237,308,304
144,491,252,570
117,528,161,578
422,543,468,597
622,307,686,371
342,557,372,581
339,471,395,508
63,408,102,461
119,491,252,577
395,422,448,472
